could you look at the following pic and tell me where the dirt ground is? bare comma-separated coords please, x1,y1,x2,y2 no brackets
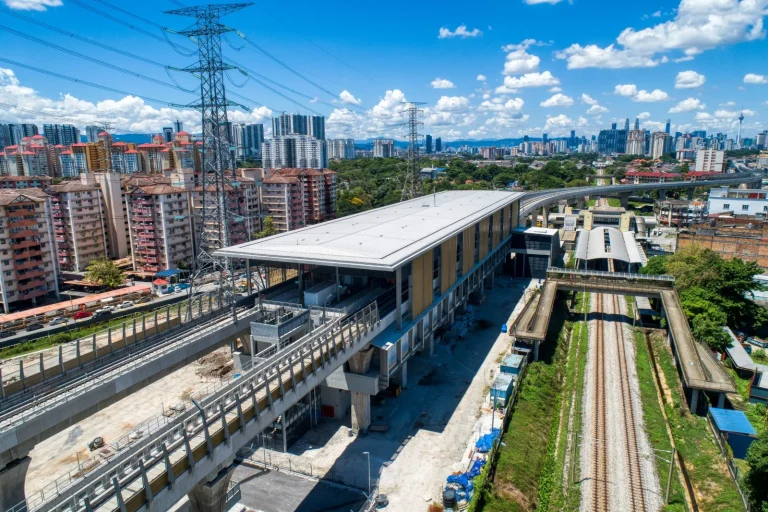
25,347,233,499
280,276,536,511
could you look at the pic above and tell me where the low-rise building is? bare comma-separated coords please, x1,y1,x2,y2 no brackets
0,189,59,312
695,149,726,172
654,199,706,227
624,170,681,184
678,216,768,268
708,186,768,217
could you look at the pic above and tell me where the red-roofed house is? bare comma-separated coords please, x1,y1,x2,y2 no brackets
624,170,682,184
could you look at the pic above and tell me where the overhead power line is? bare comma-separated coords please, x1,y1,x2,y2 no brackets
64,0,327,114
0,57,190,109
0,23,198,94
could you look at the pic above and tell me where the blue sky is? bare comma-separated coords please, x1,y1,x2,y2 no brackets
0,0,767,141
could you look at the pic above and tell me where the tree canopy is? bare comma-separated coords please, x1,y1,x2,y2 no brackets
253,217,278,239
641,244,767,350
84,258,125,289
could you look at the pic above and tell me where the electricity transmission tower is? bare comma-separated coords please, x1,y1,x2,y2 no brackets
167,3,252,303
401,101,425,200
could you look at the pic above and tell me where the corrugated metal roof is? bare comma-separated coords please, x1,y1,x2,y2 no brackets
710,408,756,435
724,326,768,373
215,191,522,271
574,227,633,263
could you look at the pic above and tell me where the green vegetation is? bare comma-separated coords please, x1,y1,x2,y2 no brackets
633,330,687,511
253,216,277,239
641,244,767,351
84,258,125,289
331,156,599,216
745,429,768,511
649,332,745,511
726,149,760,158
476,302,571,511
607,197,621,207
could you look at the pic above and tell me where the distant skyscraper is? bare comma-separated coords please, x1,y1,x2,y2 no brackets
0,124,10,148
327,138,355,160
162,127,173,143
737,109,745,149
435,137,442,152
624,118,630,132
262,135,327,169
240,123,264,160
634,118,640,130
43,124,80,146
626,129,646,156
650,132,674,159
307,115,325,140
271,114,325,140
173,120,184,133
85,125,102,143
425,134,433,154
665,119,671,134
373,139,394,158
542,133,548,145
20,123,38,137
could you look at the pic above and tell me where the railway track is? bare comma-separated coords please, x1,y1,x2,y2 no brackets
589,293,647,512
592,293,609,512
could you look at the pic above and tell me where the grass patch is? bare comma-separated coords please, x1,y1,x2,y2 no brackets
476,302,571,511
649,332,745,511
607,197,621,207
634,330,687,511
724,366,766,436
547,292,590,511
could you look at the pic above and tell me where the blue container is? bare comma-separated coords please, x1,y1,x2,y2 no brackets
490,373,514,406
500,354,525,375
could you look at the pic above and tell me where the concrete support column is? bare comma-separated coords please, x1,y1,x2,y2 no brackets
395,267,402,331
298,266,304,306
351,391,371,431
187,465,235,512
246,259,252,296
659,189,668,200
690,389,699,415
423,333,434,358
717,393,725,409
394,361,408,389
687,188,694,201
534,340,540,361
620,193,631,208
577,198,585,209
0,456,31,512
541,205,549,227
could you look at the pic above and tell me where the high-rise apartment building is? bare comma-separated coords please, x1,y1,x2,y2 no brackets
650,132,674,159
435,137,442,152
2,135,51,176
261,168,336,232
665,119,671,134
173,120,184,133
695,149,725,172
162,127,174,143
20,124,38,138
327,138,355,160
373,139,395,158
240,124,264,160
262,135,327,169
85,125,102,143
308,115,325,140
425,134,433,154
271,114,325,140
626,129,647,156
47,182,109,272
0,188,59,312
125,184,194,273
43,124,80,146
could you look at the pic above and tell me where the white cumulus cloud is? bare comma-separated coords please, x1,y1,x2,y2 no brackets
668,97,705,113
614,83,669,102
675,70,705,88
434,96,470,112
744,73,768,84
476,74,487,81
637,111,651,119
431,78,456,89
587,104,609,114
581,93,598,105
556,0,768,69
3,0,62,10
438,25,482,39
495,71,559,93
339,90,362,105
540,93,574,107
502,42,541,75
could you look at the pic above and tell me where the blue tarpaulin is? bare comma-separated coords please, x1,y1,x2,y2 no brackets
475,428,500,453
155,269,181,278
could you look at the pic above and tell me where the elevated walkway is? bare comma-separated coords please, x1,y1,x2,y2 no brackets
541,268,735,395
19,302,385,512
510,281,557,343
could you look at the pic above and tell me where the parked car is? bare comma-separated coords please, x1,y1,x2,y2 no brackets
73,311,92,320
25,323,44,332
48,317,68,326
116,301,134,310
94,305,114,314
136,296,152,304
93,311,112,321
0,330,15,339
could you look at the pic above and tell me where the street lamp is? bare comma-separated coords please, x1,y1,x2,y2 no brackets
363,451,371,496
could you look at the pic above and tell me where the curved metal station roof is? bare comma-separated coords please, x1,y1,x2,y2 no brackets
574,227,643,264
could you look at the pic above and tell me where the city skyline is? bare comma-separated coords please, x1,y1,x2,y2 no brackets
0,0,766,142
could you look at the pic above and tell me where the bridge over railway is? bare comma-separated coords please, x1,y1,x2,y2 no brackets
512,268,734,411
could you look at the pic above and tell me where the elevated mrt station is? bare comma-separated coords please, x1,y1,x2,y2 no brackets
218,191,523,434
